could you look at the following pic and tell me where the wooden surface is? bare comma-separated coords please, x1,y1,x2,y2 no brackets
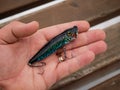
90,74,120,90
0,0,53,19
0,0,38,13
20,0,120,27
51,23,120,89
0,0,120,27
51,58,120,90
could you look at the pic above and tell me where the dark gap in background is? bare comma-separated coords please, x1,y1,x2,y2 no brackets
89,9,120,26
0,0,53,19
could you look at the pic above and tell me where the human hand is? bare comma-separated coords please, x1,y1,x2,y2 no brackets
0,21,107,90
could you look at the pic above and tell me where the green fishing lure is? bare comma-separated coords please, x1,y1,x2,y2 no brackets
28,26,78,66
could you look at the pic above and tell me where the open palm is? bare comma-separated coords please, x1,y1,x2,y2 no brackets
0,21,107,90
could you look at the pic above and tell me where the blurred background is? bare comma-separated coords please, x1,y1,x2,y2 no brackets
0,0,120,90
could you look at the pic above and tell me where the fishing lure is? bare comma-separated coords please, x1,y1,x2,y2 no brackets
28,26,78,66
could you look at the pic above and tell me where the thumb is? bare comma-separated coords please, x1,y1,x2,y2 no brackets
0,21,39,44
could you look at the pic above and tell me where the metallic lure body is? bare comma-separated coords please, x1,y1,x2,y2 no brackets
28,26,78,65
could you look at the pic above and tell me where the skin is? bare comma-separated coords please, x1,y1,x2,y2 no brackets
0,21,107,90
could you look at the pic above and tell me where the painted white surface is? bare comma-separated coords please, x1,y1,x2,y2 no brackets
0,0,119,30
0,0,65,24
79,69,120,90
90,16,120,30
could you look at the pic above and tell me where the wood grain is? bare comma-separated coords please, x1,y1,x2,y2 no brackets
90,74,120,90
19,0,120,28
0,0,38,13
50,23,120,89
0,0,120,27
0,0,53,19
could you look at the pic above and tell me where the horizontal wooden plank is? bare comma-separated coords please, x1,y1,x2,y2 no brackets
0,0,38,13
0,0,53,19
0,0,120,27
51,60,120,90
50,23,120,89
17,0,120,27
90,74,120,90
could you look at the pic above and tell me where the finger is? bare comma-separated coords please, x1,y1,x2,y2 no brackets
40,21,90,41
56,51,95,80
63,41,107,59
88,40,107,54
65,30,106,50
0,21,39,44
29,21,90,55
